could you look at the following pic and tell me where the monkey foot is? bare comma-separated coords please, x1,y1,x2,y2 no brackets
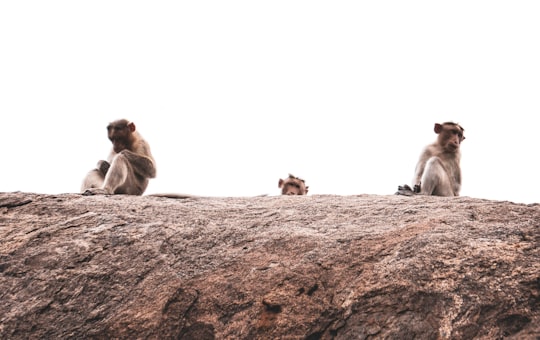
82,188,110,196
395,185,416,196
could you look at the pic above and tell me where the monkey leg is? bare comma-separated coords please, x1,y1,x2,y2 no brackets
420,157,454,196
101,153,147,195
81,170,105,192
395,184,416,196
80,160,111,193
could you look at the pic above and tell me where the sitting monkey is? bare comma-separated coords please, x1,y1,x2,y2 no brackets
82,119,156,195
397,122,465,196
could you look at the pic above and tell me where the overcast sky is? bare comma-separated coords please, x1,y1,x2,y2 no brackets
1,1,539,203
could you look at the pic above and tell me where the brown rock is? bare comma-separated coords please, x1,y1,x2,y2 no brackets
0,192,539,339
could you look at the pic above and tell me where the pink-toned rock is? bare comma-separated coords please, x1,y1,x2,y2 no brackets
0,192,538,339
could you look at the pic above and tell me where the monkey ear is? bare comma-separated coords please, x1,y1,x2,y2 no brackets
278,179,284,188
128,122,136,132
305,186,309,194
434,123,443,134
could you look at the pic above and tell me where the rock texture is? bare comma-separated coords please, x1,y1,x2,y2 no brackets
0,192,539,339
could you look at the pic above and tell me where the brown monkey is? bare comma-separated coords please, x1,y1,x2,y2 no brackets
279,174,309,195
81,119,156,195
397,122,465,196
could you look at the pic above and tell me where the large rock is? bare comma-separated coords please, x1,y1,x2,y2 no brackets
0,192,538,339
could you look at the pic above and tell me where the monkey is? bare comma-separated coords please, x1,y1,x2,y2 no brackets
279,174,309,195
81,119,156,196
396,122,465,197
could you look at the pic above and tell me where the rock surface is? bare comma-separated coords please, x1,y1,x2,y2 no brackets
0,192,539,339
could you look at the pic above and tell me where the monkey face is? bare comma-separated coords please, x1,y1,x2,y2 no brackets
447,129,465,150
279,179,307,195
437,123,465,153
284,184,302,195
107,120,135,153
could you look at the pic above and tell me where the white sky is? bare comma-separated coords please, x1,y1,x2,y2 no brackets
1,2,539,203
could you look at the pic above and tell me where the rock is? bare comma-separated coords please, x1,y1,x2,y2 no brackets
0,192,538,339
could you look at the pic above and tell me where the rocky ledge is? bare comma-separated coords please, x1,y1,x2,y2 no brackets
0,192,539,339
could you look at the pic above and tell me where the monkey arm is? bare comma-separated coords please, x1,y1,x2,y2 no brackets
118,150,156,178
413,161,426,187
413,147,433,187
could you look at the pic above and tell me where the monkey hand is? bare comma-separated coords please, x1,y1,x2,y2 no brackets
97,160,110,176
413,184,421,193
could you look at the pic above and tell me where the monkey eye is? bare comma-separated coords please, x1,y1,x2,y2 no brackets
451,130,463,138
107,125,127,132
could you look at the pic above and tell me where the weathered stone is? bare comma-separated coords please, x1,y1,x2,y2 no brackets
0,192,538,339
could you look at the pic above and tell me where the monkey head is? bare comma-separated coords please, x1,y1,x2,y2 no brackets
435,122,465,152
278,174,309,195
107,119,136,153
